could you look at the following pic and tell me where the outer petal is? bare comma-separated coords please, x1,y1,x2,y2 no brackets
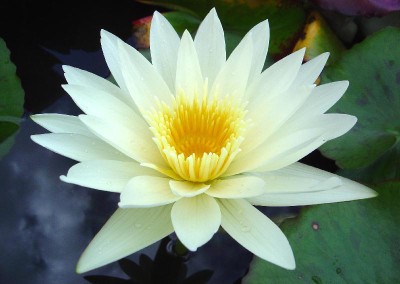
206,176,265,199
210,35,253,100
150,11,180,93
169,180,210,197
219,199,295,270
176,31,203,103
62,84,148,133
76,205,173,273
171,195,221,251
62,65,133,107
119,176,180,208
291,52,329,88
60,160,162,192
246,19,270,83
100,30,129,92
227,114,356,174
118,38,173,112
31,133,129,162
79,115,166,167
194,8,226,87
246,48,305,102
247,163,377,206
31,114,95,137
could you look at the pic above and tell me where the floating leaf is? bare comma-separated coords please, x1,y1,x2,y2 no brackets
293,11,345,64
135,0,306,56
0,38,24,158
244,181,400,283
319,28,400,176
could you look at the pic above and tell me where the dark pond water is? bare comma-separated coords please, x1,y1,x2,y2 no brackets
0,1,337,283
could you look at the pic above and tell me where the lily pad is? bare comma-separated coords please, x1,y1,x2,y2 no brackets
319,27,400,172
0,38,24,158
243,181,400,283
136,0,306,56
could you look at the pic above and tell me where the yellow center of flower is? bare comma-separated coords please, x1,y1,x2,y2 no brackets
147,89,246,182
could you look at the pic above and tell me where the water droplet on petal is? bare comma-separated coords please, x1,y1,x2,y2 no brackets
241,225,250,232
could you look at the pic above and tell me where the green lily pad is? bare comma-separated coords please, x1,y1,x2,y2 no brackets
319,28,400,173
136,0,306,56
0,38,24,158
243,181,400,283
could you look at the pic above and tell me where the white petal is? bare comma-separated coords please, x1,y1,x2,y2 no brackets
31,114,95,137
119,176,180,208
169,180,210,197
219,199,295,270
194,8,226,87
242,85,313,155
76,206,173,273
60,160,162,192
246,19,270,82
62,65,133,107
210,35,253,100
292,81,349,121
100,30,129,92
246,48,305,101
31,133,129,162
176,31,203,102
150,11,180,93
291,52,329,88
247,163,377,206
206,176,265,198
79,115,166,166
62,84,147,133
227,113,356,174
118,38,173,112
171,195,221,251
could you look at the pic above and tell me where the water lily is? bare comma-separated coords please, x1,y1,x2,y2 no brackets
31,8,376,273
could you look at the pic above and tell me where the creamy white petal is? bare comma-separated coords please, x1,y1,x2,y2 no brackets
210,35,253,100
76,205,173,273
206,176,265,198
60,160,162,192
62,84,147,133
31,114,95,137
118,39,173,112
150,11,180,93
228,113,356,174
169,180,210,197
79,115,166,166
100,30,129,91
62,65,133,106
247,163,377,206
292,81,349,121
291,52,329,88
31,133,129,162
242,85,313,155
219,199,295,270
176,31,203,102
246,48,305,101
171,195,221,251
246,19,270,82
119,176,180,208
194,8,225,87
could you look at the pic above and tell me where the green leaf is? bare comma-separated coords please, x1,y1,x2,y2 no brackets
319,28,400,175
136,0,306,56
244,182,400,283
0,37,24,158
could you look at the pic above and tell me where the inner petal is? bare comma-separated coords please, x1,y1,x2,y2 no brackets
147,88,246,182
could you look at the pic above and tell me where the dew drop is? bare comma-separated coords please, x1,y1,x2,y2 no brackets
336,268,342,274
241,225,251,232
135,223,142,228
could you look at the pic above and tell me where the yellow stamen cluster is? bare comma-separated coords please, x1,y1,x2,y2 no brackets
147,90,246,182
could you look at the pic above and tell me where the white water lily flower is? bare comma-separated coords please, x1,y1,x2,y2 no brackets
31,8,376,273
